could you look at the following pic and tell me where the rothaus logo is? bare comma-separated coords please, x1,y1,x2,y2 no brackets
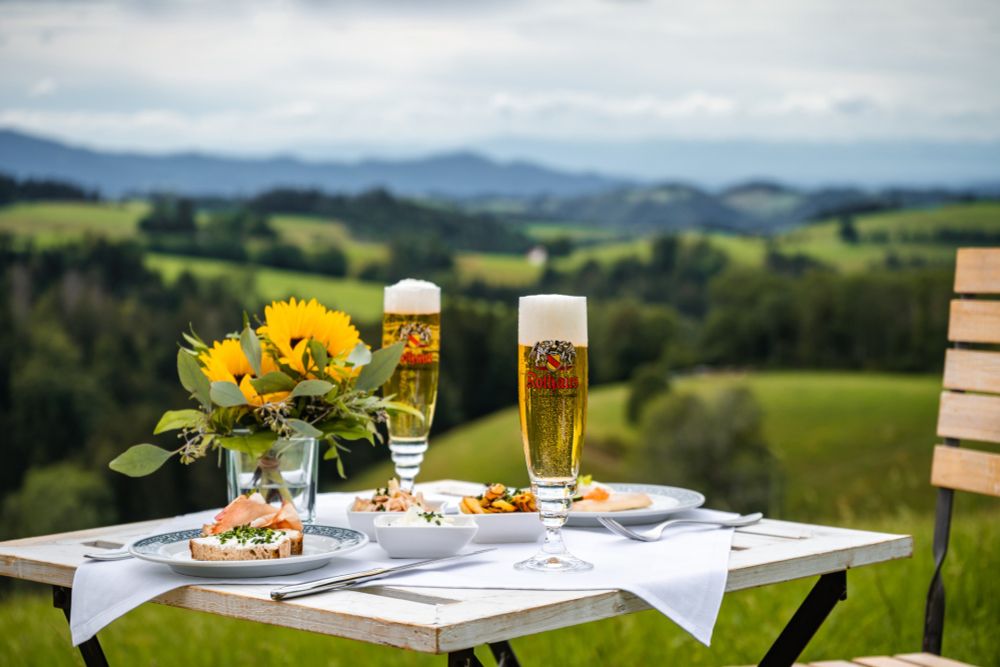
397,321,435,365
526,340,579,390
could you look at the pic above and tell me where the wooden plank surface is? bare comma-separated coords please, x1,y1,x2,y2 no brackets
942,348,1000,394
937,390,1000,444
948,300,1000,344
0,482,914,654
895,652,979,667
931,445,1000,497
954,247,1000,294
854,658,921,667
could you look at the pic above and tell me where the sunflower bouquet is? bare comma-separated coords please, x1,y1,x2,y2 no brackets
110,298,416,483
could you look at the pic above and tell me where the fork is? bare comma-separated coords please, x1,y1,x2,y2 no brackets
597,512,763,542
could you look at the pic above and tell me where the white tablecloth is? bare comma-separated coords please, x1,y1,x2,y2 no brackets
70,492,734,647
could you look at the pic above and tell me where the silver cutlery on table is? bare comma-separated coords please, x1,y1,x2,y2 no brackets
597,512,763,542
270,548,497,600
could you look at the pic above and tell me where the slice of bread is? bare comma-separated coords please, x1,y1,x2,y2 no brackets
190,532,291,561
282,529,303,556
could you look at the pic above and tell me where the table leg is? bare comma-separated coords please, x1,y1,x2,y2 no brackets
758,570,847,667
448,642,521,667
52,585,110,667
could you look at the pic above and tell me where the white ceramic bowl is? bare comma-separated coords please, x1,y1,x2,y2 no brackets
347,501,443,542
373,514,478,558
466,512,544,543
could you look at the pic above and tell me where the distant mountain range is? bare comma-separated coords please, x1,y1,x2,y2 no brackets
0,128,994,234
0,129,624,199
464,181,984,233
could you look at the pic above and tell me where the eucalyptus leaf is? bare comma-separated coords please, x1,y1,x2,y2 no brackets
240,327,263,377
287,419,323,438
355,341,404,393
250,371,296,395
177,349,211,409
109,444,176,477
347,342,372,367
210,381,248,407
289,379,334,399
217,431,276,459
308,339,329,371
323,422,374,443
385,400,426,421
153,409,203,435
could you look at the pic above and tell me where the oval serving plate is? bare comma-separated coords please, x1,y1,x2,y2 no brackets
566,483,705,527
129,525,369,578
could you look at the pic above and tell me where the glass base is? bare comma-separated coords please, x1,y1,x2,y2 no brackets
515,551,593,573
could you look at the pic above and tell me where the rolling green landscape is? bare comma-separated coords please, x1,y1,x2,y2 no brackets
4,200,999,302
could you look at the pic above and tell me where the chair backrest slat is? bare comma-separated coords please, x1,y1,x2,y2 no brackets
931,444,1000,497
947,300,1000,344
954,248,1000,294
936,390,1000,445
943,349,1000,393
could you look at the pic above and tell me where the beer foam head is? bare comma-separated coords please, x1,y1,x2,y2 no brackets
518,294,587,346
384,279,441,314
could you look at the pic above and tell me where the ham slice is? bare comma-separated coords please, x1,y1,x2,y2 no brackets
203,494,303,535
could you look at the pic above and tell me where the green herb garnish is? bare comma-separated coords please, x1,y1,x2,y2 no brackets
419,510,444,526
216,525,280,546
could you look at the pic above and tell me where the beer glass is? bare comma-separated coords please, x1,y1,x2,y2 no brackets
516,294,591,572
382,279,441,492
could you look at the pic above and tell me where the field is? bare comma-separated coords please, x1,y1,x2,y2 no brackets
2,370,997,665
2,201,999,294
146,253,385,322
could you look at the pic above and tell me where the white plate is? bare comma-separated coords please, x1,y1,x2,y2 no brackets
129,525,369,578
566,483,705,526
374,514,478,558
468,512,544,543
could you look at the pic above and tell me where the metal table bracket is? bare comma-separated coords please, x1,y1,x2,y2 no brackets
759,570,848,667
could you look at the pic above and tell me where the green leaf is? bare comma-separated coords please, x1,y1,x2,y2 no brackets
109,444,176,477
287,419,323,438
177,349,211,409
153,409,203,434
217,431,276,459
356,341,404,393
240,326,263,377
210,381,248,407
347,342,372,367
308,339,328,371
385,400,426,421
250,371,296,395
289,379,334,399
323,421,374,444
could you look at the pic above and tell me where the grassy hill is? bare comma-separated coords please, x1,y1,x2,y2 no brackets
350,372,946,520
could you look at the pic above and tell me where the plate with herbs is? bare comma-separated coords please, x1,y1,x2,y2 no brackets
128,524,369,577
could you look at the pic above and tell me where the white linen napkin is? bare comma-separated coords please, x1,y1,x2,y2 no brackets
70,493,733,647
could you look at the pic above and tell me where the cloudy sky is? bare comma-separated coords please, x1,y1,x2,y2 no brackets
1,0,998,178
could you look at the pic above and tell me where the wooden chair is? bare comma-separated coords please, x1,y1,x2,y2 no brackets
737,248,999,667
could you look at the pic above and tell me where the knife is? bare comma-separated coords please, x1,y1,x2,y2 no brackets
270,548,497,600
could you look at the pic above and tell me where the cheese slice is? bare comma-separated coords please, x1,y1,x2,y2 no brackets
572,492,653,513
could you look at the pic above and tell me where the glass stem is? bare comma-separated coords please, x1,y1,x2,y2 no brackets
389,438,428,492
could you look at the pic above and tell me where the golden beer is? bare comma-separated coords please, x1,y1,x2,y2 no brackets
518,343,587,482
515,294,591,572
382,311,440,440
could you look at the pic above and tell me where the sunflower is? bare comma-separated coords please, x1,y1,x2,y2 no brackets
257,298,361,376
199,339,288,406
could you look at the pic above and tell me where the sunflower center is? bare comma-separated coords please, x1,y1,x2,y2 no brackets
289,337,304,349
233,372,247,385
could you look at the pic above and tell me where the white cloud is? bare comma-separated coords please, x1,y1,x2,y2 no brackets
27,76,56,98
0,0,997,159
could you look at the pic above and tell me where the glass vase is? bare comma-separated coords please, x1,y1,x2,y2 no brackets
226,436,318,522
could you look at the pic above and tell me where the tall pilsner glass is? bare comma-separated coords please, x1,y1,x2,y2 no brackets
516,294,591,572
382,279,441,492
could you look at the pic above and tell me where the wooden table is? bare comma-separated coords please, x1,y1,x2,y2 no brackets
0,480,912,667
